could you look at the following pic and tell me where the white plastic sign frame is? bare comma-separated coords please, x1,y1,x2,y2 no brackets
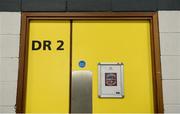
98,62,124,98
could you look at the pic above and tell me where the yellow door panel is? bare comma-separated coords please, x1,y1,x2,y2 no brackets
72,20,154,113
25,20,70,113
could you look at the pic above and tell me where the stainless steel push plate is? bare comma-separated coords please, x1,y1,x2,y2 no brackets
71,70,92,113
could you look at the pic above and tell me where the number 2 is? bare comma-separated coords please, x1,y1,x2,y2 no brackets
57,40,64,50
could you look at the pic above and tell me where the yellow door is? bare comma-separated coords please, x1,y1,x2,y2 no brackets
25,20,70,113
25,19,154,113
72,20,154,113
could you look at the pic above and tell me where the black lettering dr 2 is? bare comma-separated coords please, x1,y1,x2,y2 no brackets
32,40,64,51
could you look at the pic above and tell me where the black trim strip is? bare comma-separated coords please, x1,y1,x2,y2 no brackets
0,0,180,11
69,20,73,113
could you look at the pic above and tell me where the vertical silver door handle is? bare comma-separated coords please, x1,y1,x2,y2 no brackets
71,70,92,113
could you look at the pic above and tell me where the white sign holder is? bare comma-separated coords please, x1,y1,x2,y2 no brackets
98,62,124,98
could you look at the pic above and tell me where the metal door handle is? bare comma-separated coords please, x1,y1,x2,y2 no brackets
71,70,92,113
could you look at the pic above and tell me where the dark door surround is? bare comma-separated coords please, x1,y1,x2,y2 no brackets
16,12,164,113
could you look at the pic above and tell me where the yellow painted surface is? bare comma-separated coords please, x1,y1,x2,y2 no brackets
26,20,154,113
25,20,70,113
72,20,154,113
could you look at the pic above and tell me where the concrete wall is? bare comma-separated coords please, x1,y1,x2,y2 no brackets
159,11,180,113
0,11,180,113
0,12,20,113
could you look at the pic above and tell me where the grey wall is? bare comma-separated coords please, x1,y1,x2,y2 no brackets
0,12,20,113
159,11,180,113
0,0,180,11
